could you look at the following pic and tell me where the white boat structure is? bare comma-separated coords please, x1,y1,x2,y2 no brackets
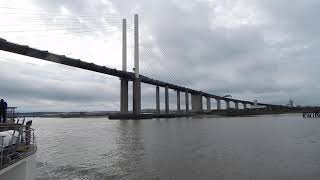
0,107,37,180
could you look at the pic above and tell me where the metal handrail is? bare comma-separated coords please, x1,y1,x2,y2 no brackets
0,124,36,167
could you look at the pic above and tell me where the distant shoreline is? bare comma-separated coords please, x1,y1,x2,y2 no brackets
15,107,319,119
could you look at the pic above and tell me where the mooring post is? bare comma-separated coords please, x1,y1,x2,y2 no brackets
133,14,141,114
120,18,128,113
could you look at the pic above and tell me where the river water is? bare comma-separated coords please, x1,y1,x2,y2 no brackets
34,114,320,180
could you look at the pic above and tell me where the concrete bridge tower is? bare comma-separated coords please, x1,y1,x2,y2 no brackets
120,18,128,113
133,14,141,114
120,14,141,115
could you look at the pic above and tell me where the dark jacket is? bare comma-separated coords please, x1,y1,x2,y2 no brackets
0,101,7,111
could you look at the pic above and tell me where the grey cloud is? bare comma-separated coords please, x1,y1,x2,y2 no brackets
0,56,121,111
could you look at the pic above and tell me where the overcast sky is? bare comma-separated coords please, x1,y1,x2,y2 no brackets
0,0,319,112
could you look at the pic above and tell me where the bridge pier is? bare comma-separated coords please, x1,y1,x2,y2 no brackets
185,91,189,112
133,78,141,114
191,93,203,113
206,97,211,111
120,80,128,113
235,101,239,110
177,91,181,113
243,103,247,109
226,100,230,109
156,86,160,114
217,99,221,110
165,86,169,114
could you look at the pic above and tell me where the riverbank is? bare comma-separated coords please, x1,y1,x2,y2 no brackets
16,106,320,119
109,107,320,119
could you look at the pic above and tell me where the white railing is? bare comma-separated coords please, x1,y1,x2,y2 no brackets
0,124,36,168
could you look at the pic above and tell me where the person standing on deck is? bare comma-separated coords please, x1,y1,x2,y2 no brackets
0,99,8,123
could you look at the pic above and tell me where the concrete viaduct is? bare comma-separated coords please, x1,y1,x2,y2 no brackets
0,15,283,115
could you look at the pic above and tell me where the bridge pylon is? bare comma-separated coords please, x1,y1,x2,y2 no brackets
120,18,128,113
132,14,141,114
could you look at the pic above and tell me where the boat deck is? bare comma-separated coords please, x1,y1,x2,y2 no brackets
0,123,37,171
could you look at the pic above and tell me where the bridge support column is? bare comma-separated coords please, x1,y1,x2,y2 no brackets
185,91,189,112
165,86,169,114
191,94,203,113
243,103,247,109
206,97,211,111
217,99,221,110
235,101,239,110
120,18,128,113
133,14,141,115
120,80,128,113
226,100,230,109
133,78,141,114
177,91,181,113
156,86,160,114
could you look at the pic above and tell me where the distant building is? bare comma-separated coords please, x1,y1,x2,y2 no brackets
287,99,294,108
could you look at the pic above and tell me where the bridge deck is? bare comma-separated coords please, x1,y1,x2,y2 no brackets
0,38,278,106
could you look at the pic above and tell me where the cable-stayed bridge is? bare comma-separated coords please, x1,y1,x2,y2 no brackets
0,14,284,117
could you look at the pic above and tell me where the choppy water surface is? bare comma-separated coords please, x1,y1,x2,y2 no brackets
34,114,320,180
